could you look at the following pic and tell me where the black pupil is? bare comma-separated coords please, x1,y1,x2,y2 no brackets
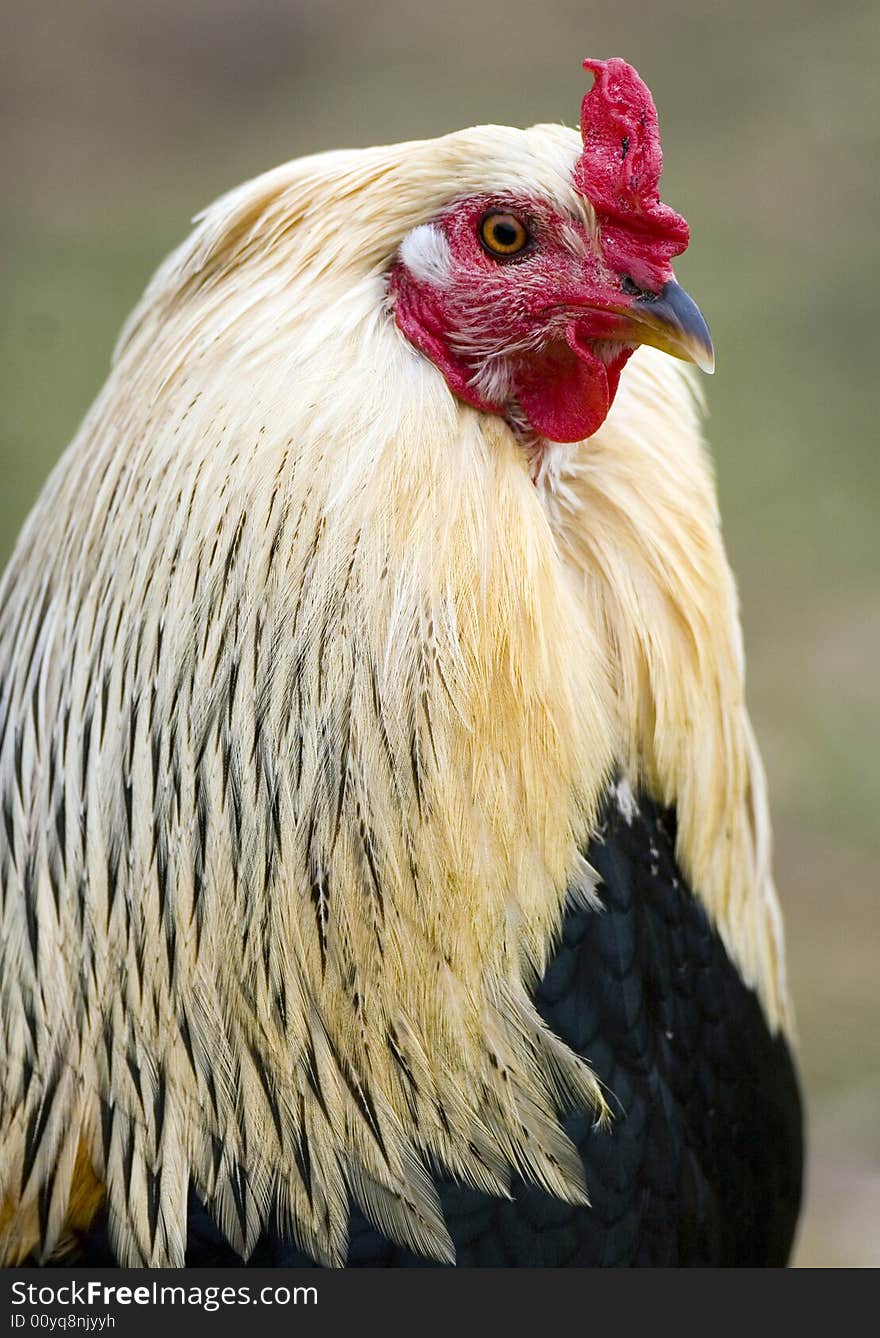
493,220,520,247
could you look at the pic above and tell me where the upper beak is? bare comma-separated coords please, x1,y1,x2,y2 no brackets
629,280,715,374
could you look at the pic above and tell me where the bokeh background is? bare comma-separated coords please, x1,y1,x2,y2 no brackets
2,0,877,1266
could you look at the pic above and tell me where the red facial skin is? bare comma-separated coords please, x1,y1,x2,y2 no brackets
390,193,649,443
390,58,692,445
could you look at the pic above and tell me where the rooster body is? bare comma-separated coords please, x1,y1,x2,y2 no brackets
0,63,802,1267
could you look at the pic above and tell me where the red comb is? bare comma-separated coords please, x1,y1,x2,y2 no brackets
575,58,689,283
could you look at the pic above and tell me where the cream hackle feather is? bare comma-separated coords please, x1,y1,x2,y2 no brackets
0,123,790,1266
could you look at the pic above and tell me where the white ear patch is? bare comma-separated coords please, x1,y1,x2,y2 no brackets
399,224,453,286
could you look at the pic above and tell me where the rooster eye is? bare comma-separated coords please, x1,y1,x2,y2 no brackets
479,211,530,258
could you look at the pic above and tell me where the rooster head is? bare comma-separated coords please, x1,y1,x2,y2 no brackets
390,57,713,444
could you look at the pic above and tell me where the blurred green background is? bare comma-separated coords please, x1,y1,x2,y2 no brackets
2,0,877,1266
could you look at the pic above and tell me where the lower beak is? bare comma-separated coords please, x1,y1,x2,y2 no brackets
628,280,715,374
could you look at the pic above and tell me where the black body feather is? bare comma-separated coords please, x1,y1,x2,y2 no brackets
61,786,804,1267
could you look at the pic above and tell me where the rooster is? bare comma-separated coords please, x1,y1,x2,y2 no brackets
0,57,802,1267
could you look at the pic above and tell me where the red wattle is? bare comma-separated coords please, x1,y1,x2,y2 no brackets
514,341,608,443
514,336,632,443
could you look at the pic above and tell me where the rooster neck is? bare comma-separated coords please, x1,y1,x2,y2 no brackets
535,347,790,1032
